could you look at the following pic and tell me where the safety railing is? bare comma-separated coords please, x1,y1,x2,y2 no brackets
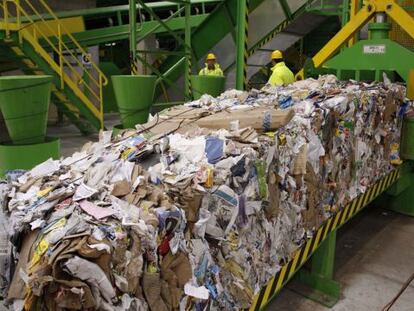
1,0,108,129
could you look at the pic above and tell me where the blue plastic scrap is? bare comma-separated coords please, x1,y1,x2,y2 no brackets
205,136,224,164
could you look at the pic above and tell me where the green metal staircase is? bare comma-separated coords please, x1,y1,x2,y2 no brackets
0,0,108,134
3,42,99,134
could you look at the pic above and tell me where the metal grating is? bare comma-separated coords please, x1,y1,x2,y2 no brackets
389,0,414,50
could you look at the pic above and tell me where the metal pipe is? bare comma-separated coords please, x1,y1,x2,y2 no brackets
155,57,186,89
341,0,350,26
129,0,137,74
279,0,292,20
376,12,386,23
184,0,192,99
236,0,248,90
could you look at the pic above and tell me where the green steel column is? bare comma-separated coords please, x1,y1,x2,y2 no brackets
129,0,137,74
295,231,340,307
341,0,350,26
348,0,359,46
279,0,292,20
369,14,391,40
385,87,414,216
184,0,192,100
236,0,248,90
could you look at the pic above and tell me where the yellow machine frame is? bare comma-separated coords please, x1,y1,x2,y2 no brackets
296,0,414,79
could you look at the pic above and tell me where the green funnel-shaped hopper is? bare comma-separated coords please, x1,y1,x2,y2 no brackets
191,75,226,100
112,75,156,128
0,75,52,145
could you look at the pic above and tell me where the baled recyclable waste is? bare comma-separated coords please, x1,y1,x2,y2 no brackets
0,75,411,310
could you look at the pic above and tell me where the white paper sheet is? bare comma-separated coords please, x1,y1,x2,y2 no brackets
184,283,209,300
30,158,60,177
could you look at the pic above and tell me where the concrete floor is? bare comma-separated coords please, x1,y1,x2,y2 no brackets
4,121,414,311
268,207,414,311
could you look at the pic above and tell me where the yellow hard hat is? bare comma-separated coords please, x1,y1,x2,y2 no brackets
206,53,216,61
271,50,283,60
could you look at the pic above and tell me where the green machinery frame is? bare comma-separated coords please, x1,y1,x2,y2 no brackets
298,0,414,80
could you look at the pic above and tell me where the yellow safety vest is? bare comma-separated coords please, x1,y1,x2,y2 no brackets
199,63,224,76
268,62,295,86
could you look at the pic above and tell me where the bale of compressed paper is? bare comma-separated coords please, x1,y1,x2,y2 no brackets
0,76,410,310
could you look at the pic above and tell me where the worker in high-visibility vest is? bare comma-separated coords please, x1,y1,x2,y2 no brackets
268,50,294,86
199,53,224,76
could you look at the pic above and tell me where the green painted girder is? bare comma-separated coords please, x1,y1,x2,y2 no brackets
40,14,209,50
295,231,340,307
10,0,222,23
8,1,221,50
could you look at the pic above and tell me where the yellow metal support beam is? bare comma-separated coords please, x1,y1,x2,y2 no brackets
385,0,414,40
309,5,374,67
0,22,20,31
348,0,359,46
296,4,375,79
